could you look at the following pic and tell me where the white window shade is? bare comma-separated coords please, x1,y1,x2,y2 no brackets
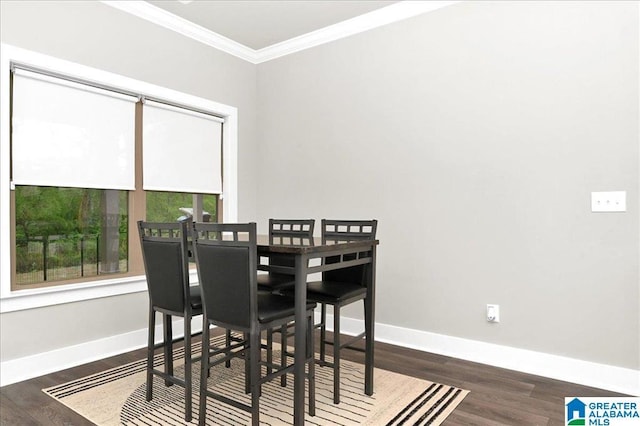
11,69,137,190
142,100,223,194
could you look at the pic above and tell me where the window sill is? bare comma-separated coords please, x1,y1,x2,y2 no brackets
0,272,199,313
0,276,145,313
0,270,198,314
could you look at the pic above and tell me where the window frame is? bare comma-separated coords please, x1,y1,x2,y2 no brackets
0,43,238,313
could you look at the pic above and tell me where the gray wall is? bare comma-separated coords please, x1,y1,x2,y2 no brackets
256,1,639,369
0,0,258,360
1,0,638,373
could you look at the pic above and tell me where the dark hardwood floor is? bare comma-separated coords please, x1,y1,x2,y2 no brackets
0,328,627,425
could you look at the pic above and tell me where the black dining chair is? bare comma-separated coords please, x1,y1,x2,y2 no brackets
256,219,315,384
257,218,315,293
284,219,377,404
192,222,316,426
137,220,202,422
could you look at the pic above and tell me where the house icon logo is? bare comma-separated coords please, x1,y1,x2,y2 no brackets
566,398,586,425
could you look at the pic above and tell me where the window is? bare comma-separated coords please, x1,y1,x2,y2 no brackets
10,68,136,290
141,99,223,226
10,73,222,290
0,43,238,313
1,44,237,307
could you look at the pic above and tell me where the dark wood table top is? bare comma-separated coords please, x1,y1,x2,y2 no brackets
256,235,379,254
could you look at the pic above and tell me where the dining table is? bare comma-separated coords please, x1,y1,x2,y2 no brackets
257,234,379,425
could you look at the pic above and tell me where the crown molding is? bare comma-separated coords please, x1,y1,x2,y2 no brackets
101,0,257,63
101,1,459,64
255,1,459,63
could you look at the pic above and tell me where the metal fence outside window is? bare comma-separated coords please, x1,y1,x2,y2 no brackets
16,234,101,285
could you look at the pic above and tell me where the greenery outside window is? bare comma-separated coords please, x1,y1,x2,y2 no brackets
12,189,219,289
145,192,218,223
14,186,128,288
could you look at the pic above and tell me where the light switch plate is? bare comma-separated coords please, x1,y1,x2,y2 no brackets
591,191,626,212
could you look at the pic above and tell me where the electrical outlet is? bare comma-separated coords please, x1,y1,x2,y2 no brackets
487,304,500,323
591,191,626,212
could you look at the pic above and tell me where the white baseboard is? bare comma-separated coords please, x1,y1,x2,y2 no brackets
328,314,640,397
0,317,202,387
2,314,638,396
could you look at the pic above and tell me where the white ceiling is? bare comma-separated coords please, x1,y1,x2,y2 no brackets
147,0,398,50
104,1,458,63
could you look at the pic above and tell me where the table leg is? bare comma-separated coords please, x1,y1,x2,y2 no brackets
364,245,376,395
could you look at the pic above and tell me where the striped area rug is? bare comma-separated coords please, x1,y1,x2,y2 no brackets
43,335,468,425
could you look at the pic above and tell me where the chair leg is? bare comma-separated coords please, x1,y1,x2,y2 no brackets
266,329,273,376
280,323,288,387
163,314,173,387
249,332,261,426
198,319,210,426
333,305,340,404
184,315,192,422
146,308,155,401
244,332,251,394
225,329,232,368
307,313,316,416
319,303,327,363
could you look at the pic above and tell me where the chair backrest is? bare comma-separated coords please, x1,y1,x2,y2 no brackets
138,220,191,315
322,219,378,284
268,219,315,268
322,220,377,242
269,219,315,238
192,222,257,330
